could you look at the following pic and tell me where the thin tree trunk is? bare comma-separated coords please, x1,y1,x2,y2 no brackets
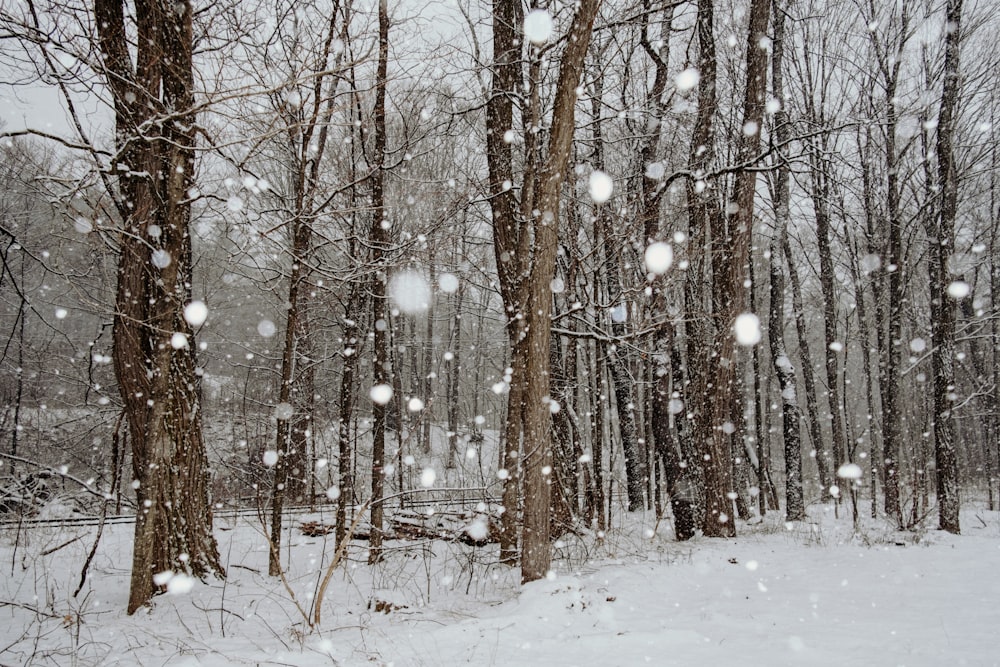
810,155,848,475
768,0,804,521
368,0,390,564
783,235,830,497
591,79,646,511
335,290,361,547
446,271,463,469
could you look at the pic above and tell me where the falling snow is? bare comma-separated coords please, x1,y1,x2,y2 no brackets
184,300,208,327
389,270,432,313
588,170,614,203
675,67,700,91
523,9,554,45
370,383,394,405
947,280,971,299
438,272,460,293
733,312,761,346
644,242,673,275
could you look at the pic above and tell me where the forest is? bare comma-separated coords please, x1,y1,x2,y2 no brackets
1,0,999,662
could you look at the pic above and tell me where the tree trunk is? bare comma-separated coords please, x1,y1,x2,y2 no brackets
519,0,601,584
446,269,463,468
486,0,525,566
269,216,312,576
684,0,726,537
591,79,646,511
96,0,223,615
930,0,963,534
368,0,390,564
768,0,804,521
336,288,361,547
810,153,848,475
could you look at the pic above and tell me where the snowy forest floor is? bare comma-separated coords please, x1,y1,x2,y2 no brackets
1,500,999,666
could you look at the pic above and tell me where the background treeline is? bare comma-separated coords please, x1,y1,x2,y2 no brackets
1,0,998,607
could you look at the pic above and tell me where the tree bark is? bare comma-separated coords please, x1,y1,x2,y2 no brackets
684,0,724,537
368,0,390,564
768,0,804,521
96,0,223,615
591,78,646,512
487,0,525,565
930,0,963,534
519,0,602,584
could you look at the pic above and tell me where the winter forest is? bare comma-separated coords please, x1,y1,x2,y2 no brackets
1,0,999,664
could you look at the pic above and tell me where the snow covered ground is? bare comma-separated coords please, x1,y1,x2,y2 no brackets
2,500,998,666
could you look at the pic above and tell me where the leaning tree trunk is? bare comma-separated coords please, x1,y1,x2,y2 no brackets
269,216,312,576
519,0,602,584
96,0,222,615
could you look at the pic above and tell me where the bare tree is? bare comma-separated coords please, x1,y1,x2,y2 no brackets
94,0,224,613
767,0,804,522
929,0,963,534
366,0,392,565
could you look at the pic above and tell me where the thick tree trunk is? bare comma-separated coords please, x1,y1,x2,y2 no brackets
519,0,601,584
97,0,222,615
486,0,525,566
498,339,525,564
930,0,963,534
684,0,726,537
869,14,910,525
702,0,770,536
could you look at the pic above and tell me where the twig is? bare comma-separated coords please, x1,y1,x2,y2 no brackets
41,535,83,557
0,452,108,500
313,495,374,627
74,500,109,598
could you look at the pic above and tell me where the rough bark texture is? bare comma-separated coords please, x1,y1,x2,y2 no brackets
591,80,646,512
768,0,804,521
96,0,223,615
930,0,963,535
519,0,601,584
335,289,361,547
867,3,910,525
368,0,390,564
268,215,311,575
638,2,701,539
684,0,724,537
486,0,525,565
701,0,770,537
